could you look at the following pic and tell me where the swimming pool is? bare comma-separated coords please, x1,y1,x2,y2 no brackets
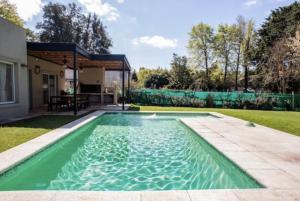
0,112,262,191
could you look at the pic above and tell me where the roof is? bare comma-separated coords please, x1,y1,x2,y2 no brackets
27,42,131,71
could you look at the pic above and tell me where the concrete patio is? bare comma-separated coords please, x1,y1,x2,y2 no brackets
0,111,300,200
0,105,129,124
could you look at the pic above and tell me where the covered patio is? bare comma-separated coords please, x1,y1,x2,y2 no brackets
27,42,131,115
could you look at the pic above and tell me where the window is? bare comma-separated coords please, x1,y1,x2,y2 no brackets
0,61,15,104
105,71,128,88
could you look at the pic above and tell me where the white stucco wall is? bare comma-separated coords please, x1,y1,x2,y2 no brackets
0,17,29,121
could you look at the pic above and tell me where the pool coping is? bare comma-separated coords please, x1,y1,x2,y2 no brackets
0,110,300,200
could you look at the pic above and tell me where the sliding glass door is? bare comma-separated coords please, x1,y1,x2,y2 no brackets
42,74,57,104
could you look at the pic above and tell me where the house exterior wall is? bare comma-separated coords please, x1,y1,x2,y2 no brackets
0,17,29,121
78,68,105,86
27,56,66,109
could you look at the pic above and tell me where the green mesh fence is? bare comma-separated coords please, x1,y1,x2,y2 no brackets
130,89,300,110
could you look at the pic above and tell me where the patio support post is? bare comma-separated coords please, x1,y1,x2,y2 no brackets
73,48,78,115
127,70,131,97
122,59,125,111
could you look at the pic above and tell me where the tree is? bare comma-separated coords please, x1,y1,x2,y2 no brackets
214,24,236,90
36,3,73,42
209,62,225,91
131,70,138,82
255,2,300,64
241,19,256,91
0,0,23,27
188,23,214,85
169,54,193,89
36,2,112,54
144,73,169,89
137,67,155,87
233,16,247,91
189,66,207,90
89,14,112,54
262,31,300,92
0,0,38,41
136,67,168,88
254,2,300,92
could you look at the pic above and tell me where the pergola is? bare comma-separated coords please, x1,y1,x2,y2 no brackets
27,42,131,114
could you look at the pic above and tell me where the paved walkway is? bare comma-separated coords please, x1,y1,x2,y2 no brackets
1,112,300,200
181,112,300,200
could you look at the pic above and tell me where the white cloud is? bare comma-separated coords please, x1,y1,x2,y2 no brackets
78,0,120,21
132,35,178,49
245,0,258,6
117,0,125,4
9,0,42,21
244,0,285,7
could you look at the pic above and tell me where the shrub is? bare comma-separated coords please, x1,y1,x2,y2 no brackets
205,94,215,108
129,90,295,111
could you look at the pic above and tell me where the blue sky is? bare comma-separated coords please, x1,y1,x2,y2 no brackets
10,0,296,69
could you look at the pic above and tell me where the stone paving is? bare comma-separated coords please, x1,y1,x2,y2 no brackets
1,111,300,200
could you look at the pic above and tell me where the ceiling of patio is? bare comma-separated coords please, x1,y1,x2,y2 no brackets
27,42,131,71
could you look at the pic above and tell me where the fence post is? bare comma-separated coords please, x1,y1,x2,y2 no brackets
292,91,295,111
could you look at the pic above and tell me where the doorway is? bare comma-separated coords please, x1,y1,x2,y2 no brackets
42,74,57,104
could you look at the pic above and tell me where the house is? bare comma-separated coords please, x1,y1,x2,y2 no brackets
0,18,131,121
0,17,29,120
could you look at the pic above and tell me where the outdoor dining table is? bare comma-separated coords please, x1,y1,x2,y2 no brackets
48,95,89,112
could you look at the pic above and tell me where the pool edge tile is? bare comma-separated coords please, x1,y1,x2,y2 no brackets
141,190,191,201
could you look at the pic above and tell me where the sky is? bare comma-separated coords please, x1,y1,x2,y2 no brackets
9,0,297,69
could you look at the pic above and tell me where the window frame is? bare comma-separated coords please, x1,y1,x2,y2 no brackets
0,60,15,105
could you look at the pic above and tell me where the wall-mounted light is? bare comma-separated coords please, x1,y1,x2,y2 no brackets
21,63,27,68
62,56,67,69
79,65,84,73
34,65,40,74
60,70,64,78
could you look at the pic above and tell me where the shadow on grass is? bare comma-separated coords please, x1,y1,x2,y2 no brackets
3,115,79,130
2,110,98,130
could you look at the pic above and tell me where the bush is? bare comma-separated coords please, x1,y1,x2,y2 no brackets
129,90,295,111
205,94,215,108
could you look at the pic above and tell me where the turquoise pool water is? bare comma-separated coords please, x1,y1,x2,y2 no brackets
0,113,262,191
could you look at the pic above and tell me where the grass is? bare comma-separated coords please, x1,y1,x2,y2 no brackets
129,105,300,137
0,115,79,153
1,106,299,153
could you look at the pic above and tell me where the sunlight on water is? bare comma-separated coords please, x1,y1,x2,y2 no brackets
0,113,262,191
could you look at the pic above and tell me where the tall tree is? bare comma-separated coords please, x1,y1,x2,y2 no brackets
233,16,247,91
261,30,300,93
36,3,72,42
255,2,300,92
241,19,256,91
36,2,112,54
255,2,300,65
169,54,193,89
214,24,236,90
188,23,214,86
131,70,138,82
89,14,112,54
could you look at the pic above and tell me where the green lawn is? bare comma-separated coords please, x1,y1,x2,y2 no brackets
129,105,300,137
0,115,79,153
1,107,299,153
